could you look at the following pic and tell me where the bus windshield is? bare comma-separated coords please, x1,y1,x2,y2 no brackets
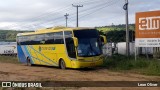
74,29,102,57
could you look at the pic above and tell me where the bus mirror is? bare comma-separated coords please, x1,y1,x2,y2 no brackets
72,37,78,47
100,35,107,44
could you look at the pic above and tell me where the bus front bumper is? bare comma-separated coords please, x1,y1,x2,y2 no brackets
71,59,103,69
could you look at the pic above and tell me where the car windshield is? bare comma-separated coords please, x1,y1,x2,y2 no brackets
74,29,102,57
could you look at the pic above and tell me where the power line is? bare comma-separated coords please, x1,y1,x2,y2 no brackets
72,4,83,27
67,0,120,27
1,0,122,30
2,5,72,29
1,0,106,30
34,0,119,29
79,0,120,19
25,0,120,29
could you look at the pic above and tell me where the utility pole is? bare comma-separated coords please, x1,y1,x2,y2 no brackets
123,0,130,56
72,4,83,27
64,13,69,27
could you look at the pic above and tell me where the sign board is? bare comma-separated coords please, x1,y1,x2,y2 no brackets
135,10,160,47
0,42,17,55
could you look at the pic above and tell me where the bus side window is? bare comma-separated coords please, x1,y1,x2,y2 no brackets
19,36,28,45
54,32,64,44
36,34,45,44
45,33,54,44
17,36,22,45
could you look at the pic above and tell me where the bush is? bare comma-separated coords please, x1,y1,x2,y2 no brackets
146,60,160,75
103,55,160,76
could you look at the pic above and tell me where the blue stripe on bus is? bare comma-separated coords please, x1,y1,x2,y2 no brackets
17,45,26,63
24,45,34,64
17,45,58,66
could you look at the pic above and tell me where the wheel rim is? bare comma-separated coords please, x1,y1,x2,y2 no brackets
61,60,65,69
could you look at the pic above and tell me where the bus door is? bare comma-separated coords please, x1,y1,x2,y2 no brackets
64,31,76,65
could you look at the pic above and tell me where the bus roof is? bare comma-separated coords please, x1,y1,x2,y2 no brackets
17,27,95,36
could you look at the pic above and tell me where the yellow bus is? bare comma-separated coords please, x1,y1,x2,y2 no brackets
17,27,106,69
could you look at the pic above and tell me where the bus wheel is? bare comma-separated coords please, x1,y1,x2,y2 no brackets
27,57,32,66
60,59,66,69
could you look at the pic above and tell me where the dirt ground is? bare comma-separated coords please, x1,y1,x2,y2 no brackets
0,62,160,90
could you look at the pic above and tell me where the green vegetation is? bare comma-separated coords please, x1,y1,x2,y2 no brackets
97,24,135,42
0,30,31,41
0,24,135,42
97,24,135,32
103,54,160,76
0,56,18,64
104,30,134,42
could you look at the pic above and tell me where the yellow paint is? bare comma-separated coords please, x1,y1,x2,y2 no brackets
17,27,104,68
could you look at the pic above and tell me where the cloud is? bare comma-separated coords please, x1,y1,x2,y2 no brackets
0,0,159,30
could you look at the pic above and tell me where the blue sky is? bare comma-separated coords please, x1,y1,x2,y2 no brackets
0,0,159,30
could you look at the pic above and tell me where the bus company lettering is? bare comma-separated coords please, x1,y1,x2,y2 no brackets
39,46,55,51
139,16,160,30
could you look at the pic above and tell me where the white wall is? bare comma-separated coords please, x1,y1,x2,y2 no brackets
117,42,153,55
0,42,17,54
117,42,135,55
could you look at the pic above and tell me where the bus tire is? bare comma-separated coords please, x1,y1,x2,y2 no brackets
27,57,32,66
59,59,66,69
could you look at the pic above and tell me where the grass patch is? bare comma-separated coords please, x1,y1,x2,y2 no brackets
103,54,160,76
0,55,159,76
0,55,19,64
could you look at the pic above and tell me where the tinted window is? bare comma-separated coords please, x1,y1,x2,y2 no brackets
74,29,102,57
64,31,72,38
64,31,76,58
54,32,64,44
74,29,99,38
17,31,64,45
45,33,54,44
